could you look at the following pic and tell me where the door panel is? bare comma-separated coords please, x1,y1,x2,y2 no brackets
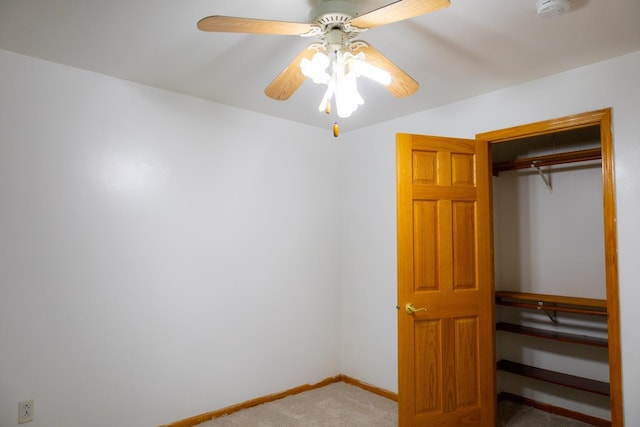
454,316,479,406
415,319,442,412
413,200,439,291
397,133,495,426
452,201,476,290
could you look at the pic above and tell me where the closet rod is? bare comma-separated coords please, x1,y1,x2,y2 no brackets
493,147,601,176
495,291,608,317
496,301,608,317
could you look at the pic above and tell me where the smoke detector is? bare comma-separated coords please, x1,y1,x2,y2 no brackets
536,0,570,16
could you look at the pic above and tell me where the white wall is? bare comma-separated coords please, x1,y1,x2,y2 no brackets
3,46,640,426
0,50,342,427
339,50,640,424
338,135,399,392
493,140,605,298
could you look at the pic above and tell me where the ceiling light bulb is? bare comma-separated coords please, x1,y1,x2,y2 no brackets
305,49,387,118
344,52,391,85
301,52,330,84
334,58,364,118
318,74,336,113
355,60,391,85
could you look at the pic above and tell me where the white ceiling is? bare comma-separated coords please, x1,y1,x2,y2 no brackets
1,0,639,132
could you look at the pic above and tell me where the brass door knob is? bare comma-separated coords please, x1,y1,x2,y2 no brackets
405,303,427,314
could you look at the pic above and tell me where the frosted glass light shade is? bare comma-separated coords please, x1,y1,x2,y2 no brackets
302,49,391,118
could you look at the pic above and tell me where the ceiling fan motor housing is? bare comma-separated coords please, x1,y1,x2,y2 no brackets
309,1,359,23
325,27,351,50
309,1,365,50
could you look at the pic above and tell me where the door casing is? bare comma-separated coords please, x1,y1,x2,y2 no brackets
476,108,623,426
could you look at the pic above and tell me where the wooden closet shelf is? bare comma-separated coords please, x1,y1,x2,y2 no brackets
496,322,608,348
493,147,602,175
495,291,607,316
497,360,610,396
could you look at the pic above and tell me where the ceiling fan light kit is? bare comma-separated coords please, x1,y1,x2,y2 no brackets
302,49,392,118
536,0,571,17
197,0,451,120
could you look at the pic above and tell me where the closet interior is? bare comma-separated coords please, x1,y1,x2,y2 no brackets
491,124,614,426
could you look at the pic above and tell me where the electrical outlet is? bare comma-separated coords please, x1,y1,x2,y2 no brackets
18,399,34,424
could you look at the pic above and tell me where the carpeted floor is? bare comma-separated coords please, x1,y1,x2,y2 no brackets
497,399,596,427
196,382,599,426
197,382,396,427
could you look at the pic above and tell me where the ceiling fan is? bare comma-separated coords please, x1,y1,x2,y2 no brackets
198,0,450,118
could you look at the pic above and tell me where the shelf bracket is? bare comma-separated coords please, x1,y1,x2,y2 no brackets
537,301,559,326
531,161,552,190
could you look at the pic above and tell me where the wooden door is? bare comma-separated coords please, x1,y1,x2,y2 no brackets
396,133,495,426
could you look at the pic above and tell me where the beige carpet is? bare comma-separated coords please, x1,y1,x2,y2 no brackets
197,382,397,427
497,400,596,427
197,382,598,426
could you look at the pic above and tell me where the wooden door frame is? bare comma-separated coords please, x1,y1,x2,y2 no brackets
476,108,623,426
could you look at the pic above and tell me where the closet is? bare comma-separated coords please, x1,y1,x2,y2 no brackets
478,109,622,426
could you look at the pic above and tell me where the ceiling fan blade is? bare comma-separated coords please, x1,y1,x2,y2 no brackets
350,0,450,29
197,16,315,35
265,45,320,100
353,44,419,97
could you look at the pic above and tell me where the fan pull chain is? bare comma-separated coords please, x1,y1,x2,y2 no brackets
333,122,340,137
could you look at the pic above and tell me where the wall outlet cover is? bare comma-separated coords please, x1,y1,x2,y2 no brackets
19,400,34,424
